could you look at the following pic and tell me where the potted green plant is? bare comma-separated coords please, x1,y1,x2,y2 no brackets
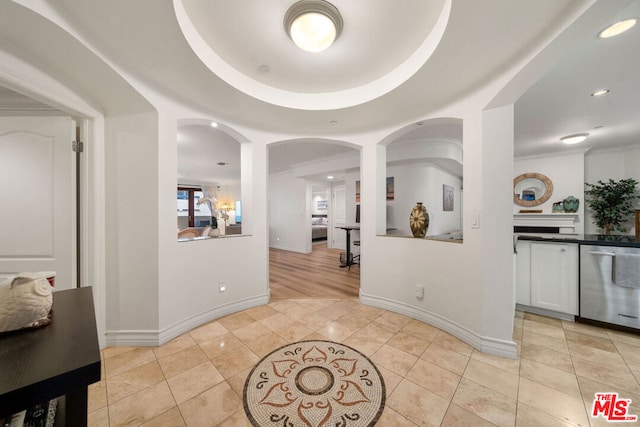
584,178,639,235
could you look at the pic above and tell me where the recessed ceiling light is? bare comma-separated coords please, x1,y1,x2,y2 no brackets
284,0,343,53
598,18,637,38
591,89,610,97
327,175,334,180
217,162,228,166
560,133,589,144
593,125,604,129
210,121,218,127
329,120,338,125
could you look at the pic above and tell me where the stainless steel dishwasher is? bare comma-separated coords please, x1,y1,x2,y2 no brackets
580,245,640,329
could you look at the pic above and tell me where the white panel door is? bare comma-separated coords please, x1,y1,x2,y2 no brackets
331,185,346,250
0,117,76,289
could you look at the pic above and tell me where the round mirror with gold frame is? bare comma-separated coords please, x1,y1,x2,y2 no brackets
513,172,553,207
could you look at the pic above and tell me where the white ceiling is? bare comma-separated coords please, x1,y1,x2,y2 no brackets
515,0,640,157
0,0,638,179
39,0,588,133
177,125,241,186
269,141,355,176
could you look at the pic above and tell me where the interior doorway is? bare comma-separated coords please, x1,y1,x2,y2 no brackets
267,141,361,298
311,184,329,246
330,184,346,250
0,79,105,348
0,116,78,289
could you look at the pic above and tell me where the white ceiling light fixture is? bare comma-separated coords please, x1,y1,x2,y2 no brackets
560,133,589,144
591,89,610,97
598,18,637,38
284,0,343,53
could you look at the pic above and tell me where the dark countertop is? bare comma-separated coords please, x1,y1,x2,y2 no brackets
517,233,640,248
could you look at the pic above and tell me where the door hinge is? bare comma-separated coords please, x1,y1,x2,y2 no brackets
72,140,84,153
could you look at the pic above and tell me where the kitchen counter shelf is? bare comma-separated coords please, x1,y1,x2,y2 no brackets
516,234,640,248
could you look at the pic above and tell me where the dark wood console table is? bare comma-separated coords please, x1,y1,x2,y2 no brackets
0,287,101,426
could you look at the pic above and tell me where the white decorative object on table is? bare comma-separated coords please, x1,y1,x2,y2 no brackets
0,272,54,333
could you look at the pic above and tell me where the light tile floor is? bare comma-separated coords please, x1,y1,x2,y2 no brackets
88,299,640,426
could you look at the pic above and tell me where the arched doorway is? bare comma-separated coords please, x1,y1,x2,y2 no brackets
267,139,361,298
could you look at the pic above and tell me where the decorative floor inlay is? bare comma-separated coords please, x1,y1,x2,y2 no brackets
243,340,385,427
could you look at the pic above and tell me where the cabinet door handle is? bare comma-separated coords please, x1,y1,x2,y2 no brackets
588,251,616,256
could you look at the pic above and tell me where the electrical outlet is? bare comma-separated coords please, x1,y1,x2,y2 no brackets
415,285,424,299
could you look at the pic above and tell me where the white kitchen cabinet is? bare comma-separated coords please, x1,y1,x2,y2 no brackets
515,240,531,306
530,242,578,314
515,240,578,316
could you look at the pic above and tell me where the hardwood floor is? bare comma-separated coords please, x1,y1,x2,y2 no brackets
269,241,360,298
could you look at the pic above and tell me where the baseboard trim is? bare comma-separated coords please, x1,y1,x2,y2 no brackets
105,292,270,347
515,303,576,322
360,292,518,359
269,244,311,254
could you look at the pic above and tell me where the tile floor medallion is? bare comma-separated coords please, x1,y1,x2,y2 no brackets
243,340,385,427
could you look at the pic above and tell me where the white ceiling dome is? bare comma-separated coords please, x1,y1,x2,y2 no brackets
174,0,451,110
3,0,627,146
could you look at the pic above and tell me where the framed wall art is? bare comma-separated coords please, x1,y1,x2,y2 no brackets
386,177,395,201
443,184,454,211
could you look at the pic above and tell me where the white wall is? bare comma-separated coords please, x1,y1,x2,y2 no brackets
386,161,462,236
514,151,586,234
513,145,640,235
311,186,329,216
268,170,310,253
105,111,160,334
216,183,241,211
360,118,489,354
344,171,360,225
305,160,462,239
584,145,640,234
157,116,269,345
481,106,517,348
261,114,514,357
